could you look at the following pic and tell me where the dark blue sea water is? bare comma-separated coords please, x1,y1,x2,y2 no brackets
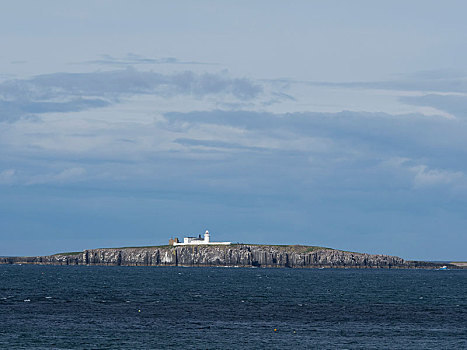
0,265,465,349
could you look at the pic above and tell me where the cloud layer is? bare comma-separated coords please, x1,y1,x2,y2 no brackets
0,68,262,122
1,64,466,260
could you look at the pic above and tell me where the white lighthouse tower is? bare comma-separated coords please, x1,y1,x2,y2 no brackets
204,230,210,243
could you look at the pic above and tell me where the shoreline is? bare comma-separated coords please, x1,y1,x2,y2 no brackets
0,244,462,269
1,263,464,270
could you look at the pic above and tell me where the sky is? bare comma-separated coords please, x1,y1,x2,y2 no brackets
1,1,466,260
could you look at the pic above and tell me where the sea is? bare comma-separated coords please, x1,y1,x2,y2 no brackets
0,265,465,349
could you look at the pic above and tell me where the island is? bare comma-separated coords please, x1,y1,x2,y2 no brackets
0,245,459,269
1,231,462,269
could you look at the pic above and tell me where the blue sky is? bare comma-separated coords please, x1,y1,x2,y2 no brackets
1,1,466,260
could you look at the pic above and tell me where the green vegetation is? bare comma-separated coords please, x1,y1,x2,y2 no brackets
109,245,173,249
304,246,332,253
53,252,81,256
54,243,333,255
54,245,175,255
232,244,332,253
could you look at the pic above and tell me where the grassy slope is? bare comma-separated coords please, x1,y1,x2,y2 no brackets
53,244,332,255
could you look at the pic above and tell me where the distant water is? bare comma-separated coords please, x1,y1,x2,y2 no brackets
0,266,465,349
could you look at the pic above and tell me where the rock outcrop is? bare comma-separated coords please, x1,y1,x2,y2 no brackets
0,245,455,268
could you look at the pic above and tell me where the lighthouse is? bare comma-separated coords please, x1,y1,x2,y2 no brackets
169,229,231,246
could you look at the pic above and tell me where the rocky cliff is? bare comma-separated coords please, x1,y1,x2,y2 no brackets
0,245,454,268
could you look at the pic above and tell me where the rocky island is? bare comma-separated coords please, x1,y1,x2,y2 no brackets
0,244,457,269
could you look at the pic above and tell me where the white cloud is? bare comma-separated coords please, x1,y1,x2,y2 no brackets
381,157,465,189
0,68,263,122
0,168,16,184
26,167,86,185
410,165,464,188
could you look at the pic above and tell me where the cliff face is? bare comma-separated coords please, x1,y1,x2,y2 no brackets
0,245,451,268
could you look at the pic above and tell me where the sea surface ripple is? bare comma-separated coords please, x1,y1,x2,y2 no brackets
0,265,466,349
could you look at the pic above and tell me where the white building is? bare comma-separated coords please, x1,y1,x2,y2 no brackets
170,230,231,246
